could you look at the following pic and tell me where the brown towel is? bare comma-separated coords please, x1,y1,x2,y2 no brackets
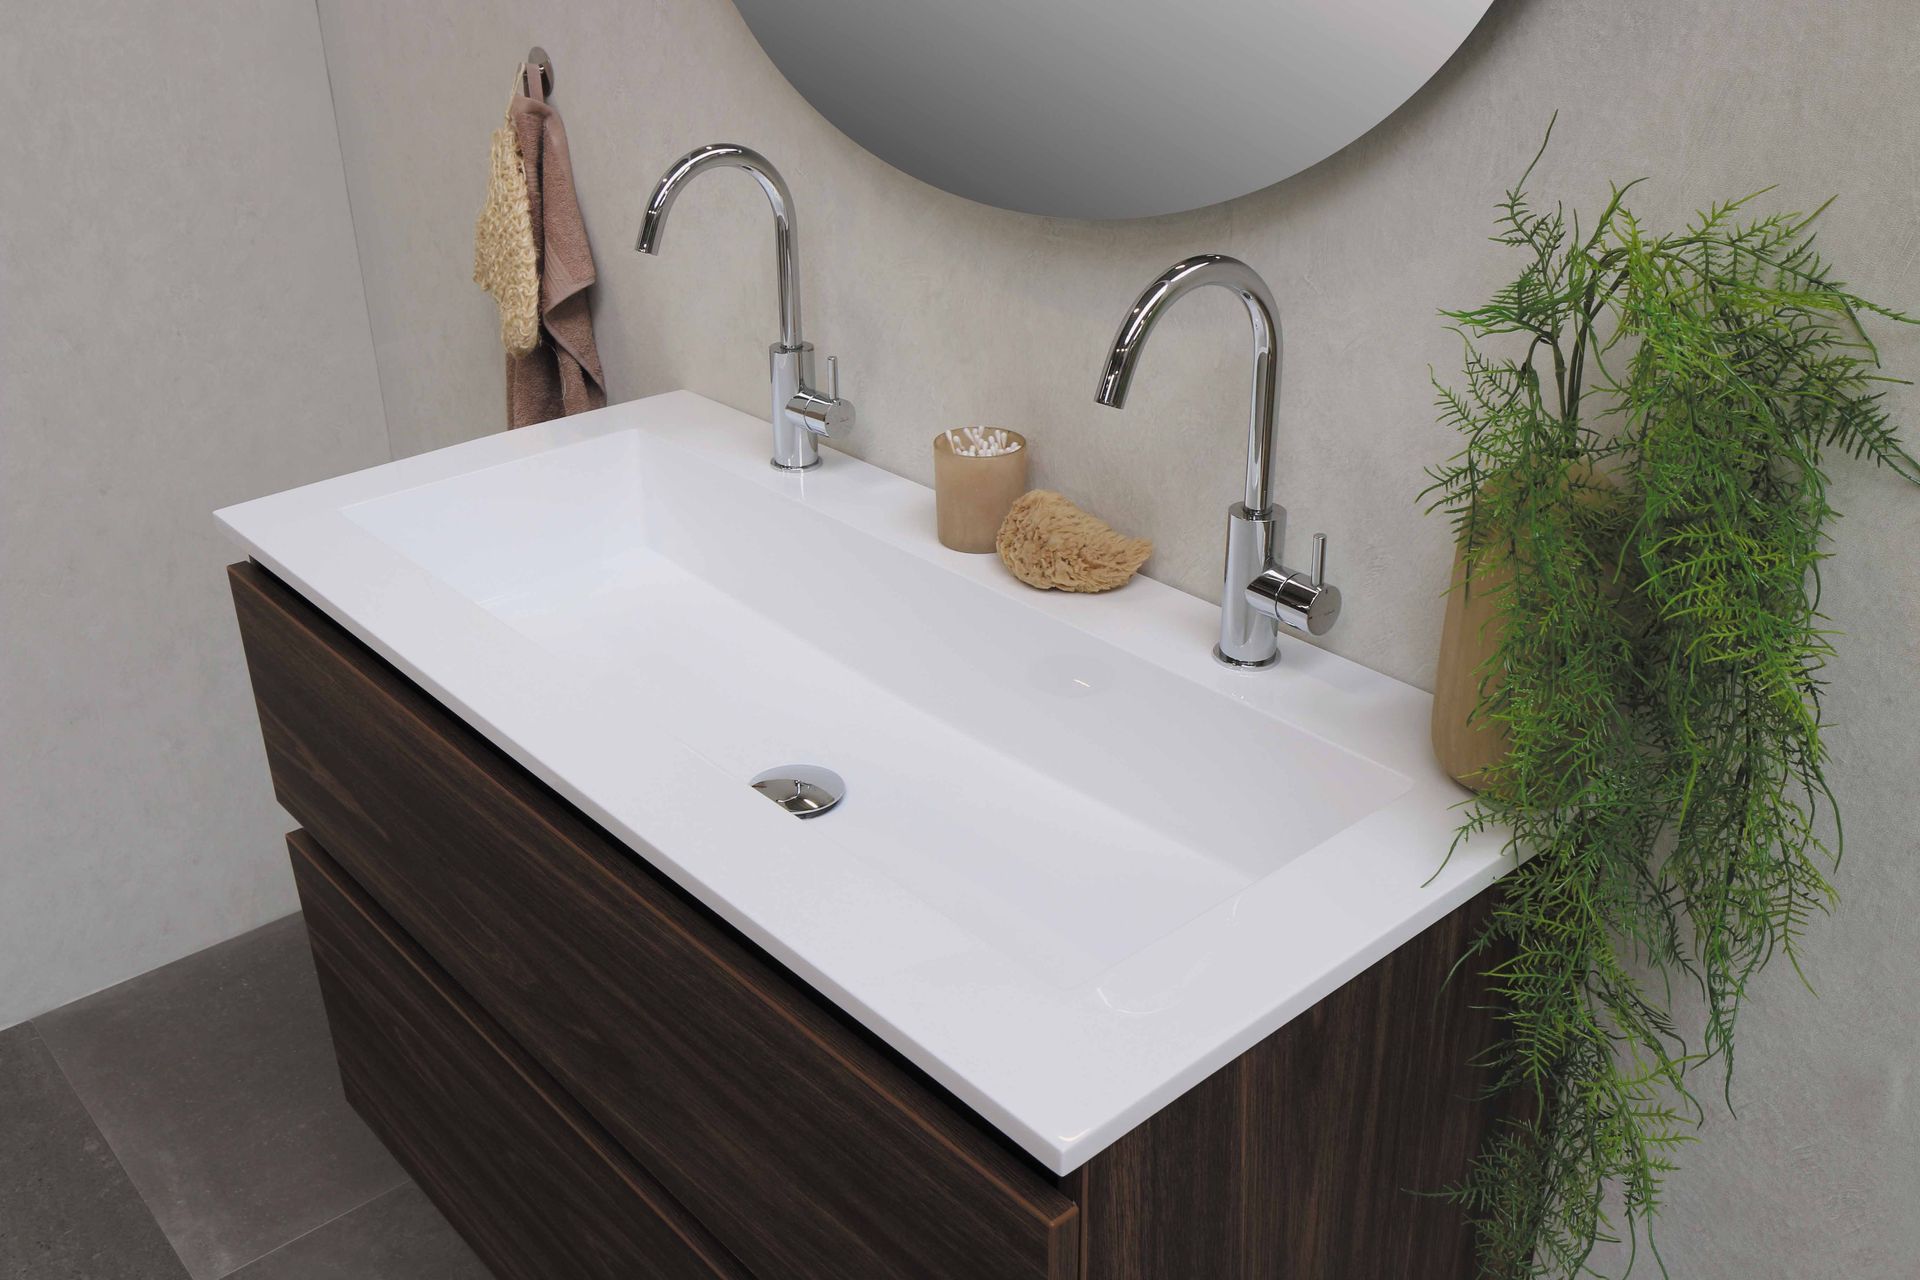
504,74,605,428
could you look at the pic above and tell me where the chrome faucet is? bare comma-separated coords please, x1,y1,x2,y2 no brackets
638,144,853,471
1096,254,1340,668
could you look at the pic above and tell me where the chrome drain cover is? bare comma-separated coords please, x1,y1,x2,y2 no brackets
749,765,846,818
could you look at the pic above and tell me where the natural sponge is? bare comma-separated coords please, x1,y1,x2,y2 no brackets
995,490,1152,592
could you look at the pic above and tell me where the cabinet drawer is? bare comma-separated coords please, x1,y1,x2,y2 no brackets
289,828,749,1279
232,563,1079,1280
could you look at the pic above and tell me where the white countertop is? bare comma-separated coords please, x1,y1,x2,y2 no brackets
217,389,1510,1174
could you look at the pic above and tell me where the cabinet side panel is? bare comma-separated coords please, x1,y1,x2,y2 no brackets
1080,893,1504,1279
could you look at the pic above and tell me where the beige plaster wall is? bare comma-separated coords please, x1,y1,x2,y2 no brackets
0,2,391,1025
314,1,1920,1272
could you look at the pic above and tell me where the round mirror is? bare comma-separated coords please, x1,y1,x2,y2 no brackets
733,0,1495,220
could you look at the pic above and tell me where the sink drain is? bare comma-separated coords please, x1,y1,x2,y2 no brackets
749,765,846,818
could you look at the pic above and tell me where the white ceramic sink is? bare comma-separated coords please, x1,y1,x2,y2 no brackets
217,390,1507,1173
344,425,1411,987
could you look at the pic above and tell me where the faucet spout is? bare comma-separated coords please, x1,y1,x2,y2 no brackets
1094,254,1336,668
1095,254,1280,515
638,143,803,349
637,142,852,471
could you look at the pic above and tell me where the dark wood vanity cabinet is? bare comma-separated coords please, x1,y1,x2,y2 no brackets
288,828,751,1279
231,561,1508,1280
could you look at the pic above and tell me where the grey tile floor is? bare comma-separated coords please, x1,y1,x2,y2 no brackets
1,914,491,1279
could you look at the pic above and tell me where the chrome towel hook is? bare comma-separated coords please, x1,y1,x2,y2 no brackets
522,47,553,97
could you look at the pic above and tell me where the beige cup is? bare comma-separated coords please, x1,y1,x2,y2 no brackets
932,430,1029,553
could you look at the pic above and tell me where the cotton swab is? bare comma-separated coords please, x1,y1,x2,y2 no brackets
944,426,1021,457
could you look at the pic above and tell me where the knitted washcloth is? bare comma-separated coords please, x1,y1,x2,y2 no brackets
473,105,540,358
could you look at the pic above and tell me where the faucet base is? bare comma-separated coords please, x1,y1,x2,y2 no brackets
769,343,822,471
1213,644,1280,671
1218,502,1283,667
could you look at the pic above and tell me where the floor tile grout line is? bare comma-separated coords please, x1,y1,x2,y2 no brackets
18,1020,198,1280
27,923,410,1280
210,1177,413,1280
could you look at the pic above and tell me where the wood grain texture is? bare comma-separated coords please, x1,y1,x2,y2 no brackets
288,829,749,1280
1072,891,1507,1279
231,562,1079,1280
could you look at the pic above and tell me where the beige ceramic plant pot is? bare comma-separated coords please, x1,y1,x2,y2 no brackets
1431,463,1623,792
933,430,1029,553
1431,535,1512,791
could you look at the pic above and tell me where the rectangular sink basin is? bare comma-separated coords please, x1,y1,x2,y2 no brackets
343,426,1409,988
217,390,1506,1174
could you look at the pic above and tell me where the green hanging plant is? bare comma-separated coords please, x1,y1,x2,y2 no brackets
1423,118,1920,1277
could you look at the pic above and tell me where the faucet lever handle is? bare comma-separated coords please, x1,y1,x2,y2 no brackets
785,352,854,439
1244,529,1341,639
